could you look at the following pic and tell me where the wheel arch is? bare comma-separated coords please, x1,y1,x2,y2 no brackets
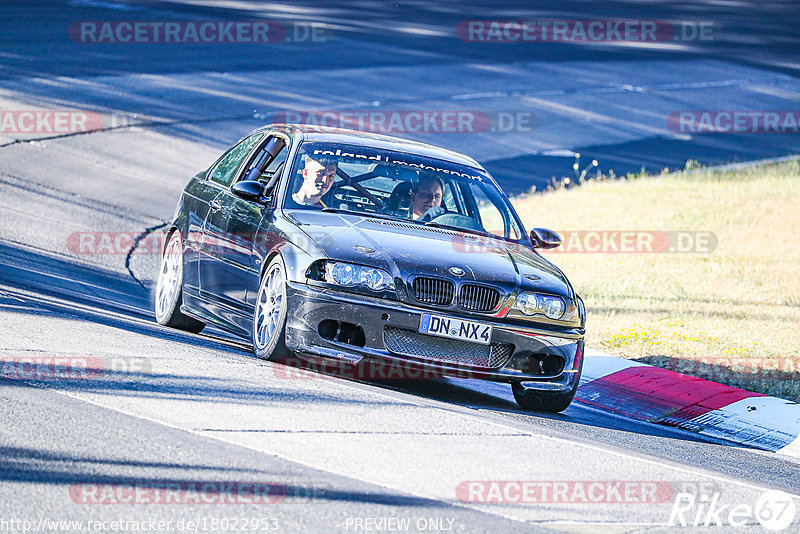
260,241,316,283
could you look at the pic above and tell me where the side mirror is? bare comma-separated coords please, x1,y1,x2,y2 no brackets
232,180,269,203
530,228,562,249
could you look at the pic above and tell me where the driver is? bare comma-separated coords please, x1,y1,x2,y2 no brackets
409,174,445,221
292,154,338,207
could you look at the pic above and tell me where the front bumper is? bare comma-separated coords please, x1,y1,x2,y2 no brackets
284,281,584,392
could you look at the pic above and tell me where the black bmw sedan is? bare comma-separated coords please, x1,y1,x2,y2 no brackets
155,124,586,412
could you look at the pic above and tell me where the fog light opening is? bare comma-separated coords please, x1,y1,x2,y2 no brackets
337,322,366,347
508,352,566,376
317,320,366,347
318,319,338,340
541,354,564,375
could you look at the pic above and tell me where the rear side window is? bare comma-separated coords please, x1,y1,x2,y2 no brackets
208,133,264,187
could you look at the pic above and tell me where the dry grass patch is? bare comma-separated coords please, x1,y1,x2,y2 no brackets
512,160,800,401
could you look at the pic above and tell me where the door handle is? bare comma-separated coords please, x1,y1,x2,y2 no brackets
210,200,222,211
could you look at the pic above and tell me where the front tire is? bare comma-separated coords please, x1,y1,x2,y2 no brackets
512,380,578,413
252,255,290,361
154,231,205,333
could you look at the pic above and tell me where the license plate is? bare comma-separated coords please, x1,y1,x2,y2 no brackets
418,313,492,345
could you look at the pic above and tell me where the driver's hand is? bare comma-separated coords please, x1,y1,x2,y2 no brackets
419,206,445,222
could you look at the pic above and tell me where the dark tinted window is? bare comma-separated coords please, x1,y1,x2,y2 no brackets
208,133,264,187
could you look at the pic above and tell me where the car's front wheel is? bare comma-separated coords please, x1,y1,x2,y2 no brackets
252,255,290,361
512,380,578,413
154,231,205,333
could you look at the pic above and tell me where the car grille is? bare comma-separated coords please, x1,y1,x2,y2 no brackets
458,284,501,312
383,326,514,368
412,277,454,306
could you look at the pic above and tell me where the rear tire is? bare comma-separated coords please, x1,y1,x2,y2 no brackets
252,255,290,361
512,380,578,413
154,231,205,334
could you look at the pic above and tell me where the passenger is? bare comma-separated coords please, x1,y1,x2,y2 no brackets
291,155,338,208
409,174,446,221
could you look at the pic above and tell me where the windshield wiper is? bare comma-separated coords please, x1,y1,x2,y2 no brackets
424,220,493,239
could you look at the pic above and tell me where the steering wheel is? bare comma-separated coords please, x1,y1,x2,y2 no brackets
429,213,485,233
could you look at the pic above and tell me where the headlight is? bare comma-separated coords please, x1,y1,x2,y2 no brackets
514,292,566,320
325,262,395,292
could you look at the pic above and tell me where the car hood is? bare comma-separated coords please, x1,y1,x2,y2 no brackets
287,211,573,299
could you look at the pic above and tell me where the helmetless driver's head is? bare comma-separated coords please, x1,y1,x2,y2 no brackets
409,174,444,219
294,155,338,205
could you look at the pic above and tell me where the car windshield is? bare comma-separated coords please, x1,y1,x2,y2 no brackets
284,141,526,242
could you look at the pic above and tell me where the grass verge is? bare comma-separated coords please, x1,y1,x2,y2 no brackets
512,159,800,401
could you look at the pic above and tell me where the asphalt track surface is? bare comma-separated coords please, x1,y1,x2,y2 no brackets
1,1,799,532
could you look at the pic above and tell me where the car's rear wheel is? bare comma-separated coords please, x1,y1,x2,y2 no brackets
155,231,205,333
252,255,290,361
512,380,578,413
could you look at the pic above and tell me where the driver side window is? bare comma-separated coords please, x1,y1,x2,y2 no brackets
208,133,264,187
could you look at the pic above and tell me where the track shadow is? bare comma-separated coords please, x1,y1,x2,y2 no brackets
273,356,754,447
0,239,759,448
0,444,440,507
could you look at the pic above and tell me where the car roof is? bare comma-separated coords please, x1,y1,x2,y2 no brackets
252,123,484,170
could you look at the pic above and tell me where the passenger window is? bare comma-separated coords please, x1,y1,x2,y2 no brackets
208,133,264,187
470,185,521,240
442,183,457,212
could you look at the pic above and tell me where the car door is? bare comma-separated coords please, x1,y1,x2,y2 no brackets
180,171,219,296
201,133,289,317
238,135,290,311
198,132,265,304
